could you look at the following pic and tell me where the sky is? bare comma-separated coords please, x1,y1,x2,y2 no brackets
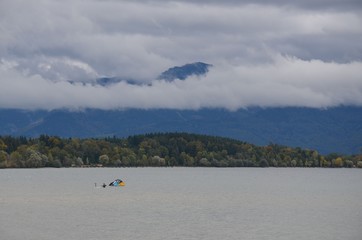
1,0,362,110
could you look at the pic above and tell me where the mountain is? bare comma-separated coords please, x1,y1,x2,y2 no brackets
158,62,212,81
69,62,212,87
95,77,143,86
0,107,361,155
69,77,143,87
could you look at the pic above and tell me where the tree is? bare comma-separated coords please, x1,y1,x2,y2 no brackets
180,152,194,166
0,133,358,168
199,158,210,167
333,157,343,168
259,159,269,168
48,158,62,168
0,150,9,168
74,157,84,167
345,160,354,168
357,161,362,168
9,151,24,168
271,159,278,167
99,154,110,166
290,159,297,167
81,140,101,164
0,139,7,151
25,149,46,168
150,156,166,166
113,159,122,167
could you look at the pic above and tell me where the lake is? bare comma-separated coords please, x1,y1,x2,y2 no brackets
1,168,361,240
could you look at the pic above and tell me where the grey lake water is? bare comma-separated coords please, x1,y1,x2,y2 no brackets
1,168,361,240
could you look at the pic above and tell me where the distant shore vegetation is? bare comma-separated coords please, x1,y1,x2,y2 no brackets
0,133,361,168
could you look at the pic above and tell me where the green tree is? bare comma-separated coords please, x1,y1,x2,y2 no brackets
180,152,194,166
74,157,84,167
9,151,24,168
259,159,269,168
99,154,110,166
357,161,362,168
0,139,7,151
81,140,101,164
291,159,297,167
0,150,9,168
199,158,210,167
25,149,46,168
345,160,354,168
150,156,166,166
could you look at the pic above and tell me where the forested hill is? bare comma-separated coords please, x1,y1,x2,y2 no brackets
0,133,361,168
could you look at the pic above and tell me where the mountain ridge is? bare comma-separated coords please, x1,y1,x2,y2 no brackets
158,62,212,81
0,107,361,154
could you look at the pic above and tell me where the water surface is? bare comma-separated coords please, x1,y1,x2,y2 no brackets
1,168,361,240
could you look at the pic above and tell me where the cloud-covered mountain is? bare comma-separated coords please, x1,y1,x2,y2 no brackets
158,62,212,81
1,62,361,155
1,57,362,110
79,62,212,87
95,77,140,87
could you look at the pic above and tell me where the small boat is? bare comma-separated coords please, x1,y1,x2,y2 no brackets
109,179,125,187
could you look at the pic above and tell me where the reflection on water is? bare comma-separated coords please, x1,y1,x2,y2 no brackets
1,168,361,240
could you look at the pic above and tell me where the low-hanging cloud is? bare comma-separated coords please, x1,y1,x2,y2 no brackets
1,55,362,110
0,0,361,110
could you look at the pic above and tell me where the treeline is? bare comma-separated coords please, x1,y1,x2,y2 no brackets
0,133,361,168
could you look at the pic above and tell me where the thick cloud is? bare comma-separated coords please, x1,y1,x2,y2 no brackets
1,55,362,110
0,0,361,110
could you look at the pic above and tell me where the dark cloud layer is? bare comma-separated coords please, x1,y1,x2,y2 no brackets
0,0,361,110
172,0,362,9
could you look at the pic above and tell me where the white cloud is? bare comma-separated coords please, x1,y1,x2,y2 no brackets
1,55,362,110
0,0,361,110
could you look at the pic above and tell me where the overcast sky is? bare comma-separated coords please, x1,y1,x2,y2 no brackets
1,0,362,110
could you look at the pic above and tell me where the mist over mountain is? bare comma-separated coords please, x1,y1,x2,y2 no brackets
1,62,361,154
95,77,142,87
66,62,212,87
0,62,362,154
